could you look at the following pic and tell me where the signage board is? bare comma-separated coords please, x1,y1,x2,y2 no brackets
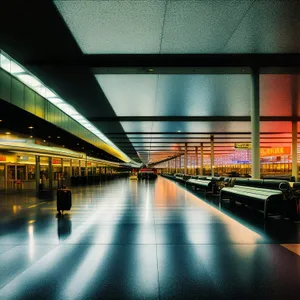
260,147,291,157
0,156,6,161
237,160,250,164
234,143,251,149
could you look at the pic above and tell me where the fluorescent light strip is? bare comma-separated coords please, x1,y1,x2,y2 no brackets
0,51,134,163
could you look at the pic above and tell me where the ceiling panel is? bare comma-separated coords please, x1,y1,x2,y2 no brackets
97,74,251,117
155,75,251,116
55,0,300,54
161,0,253,53
260,74,300,116
96,75,158,116
54,0,165,54
224,0,300,53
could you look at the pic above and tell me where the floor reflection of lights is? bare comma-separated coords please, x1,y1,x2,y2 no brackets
183,189,264,244
63,186,128,298
28,224,35,261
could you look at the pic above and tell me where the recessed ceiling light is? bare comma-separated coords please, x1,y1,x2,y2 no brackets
48,136,51,138
57,136,60,139
5,132,10,135
177,130,181,132
29,136,33,138
0,120,2,122
28,126,34,129
43,140,46,142
148,68,154,72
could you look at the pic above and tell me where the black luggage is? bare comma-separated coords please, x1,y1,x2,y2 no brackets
57,189,72,213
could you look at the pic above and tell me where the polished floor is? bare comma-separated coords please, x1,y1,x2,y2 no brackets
0,176,300,299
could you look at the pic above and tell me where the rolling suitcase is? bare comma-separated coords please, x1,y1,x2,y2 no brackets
57,176,72,213
57,188,72,213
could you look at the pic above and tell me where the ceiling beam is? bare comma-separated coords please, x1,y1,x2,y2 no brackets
107,132,295,135
90,116,300,122
26,54,300,74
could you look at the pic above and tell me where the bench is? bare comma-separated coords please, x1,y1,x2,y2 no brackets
186,176,224,194
174,174,191,183
219,179,290,219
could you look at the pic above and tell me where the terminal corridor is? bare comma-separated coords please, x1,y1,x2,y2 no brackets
1,177,300,299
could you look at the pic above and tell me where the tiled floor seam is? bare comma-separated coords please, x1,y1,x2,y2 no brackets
152,207,162,300
0,245,19,255
0,243,62,292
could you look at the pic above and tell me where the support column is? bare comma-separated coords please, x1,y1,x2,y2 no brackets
168,160,170,174
70,159,73,177
48,157,53,190
179,155,182,173
210,135,214,176
251,68,260,179
61,158,64,176
292,121,298,181
184,143,187,175
85,156,88,176
195,147,198,175
35,156,40,193
200,143,204,176
175,157,177,173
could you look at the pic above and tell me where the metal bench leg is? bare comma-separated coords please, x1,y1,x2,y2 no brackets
264,200,268,219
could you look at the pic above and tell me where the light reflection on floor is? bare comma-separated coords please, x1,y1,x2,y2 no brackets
0,177,300,299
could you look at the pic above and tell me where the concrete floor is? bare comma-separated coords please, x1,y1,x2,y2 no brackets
0,176,300,299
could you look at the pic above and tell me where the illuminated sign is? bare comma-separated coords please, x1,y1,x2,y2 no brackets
0,156,6,161
260,147,291,157
53,159,61,164
235,143,251,149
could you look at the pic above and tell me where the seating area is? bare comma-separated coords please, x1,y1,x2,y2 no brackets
161,173,300,220
219,180,285,219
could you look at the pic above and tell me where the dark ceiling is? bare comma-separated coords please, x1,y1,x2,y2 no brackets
0,0,139,161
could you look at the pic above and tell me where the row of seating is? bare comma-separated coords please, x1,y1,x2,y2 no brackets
161,173,299,220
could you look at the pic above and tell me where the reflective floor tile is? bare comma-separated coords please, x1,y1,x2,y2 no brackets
0,245,159,300
0,245,57,289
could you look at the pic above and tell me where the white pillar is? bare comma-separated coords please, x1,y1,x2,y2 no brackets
70,159,73,176
195,146,198,175
200,143,204,176
35,156,40,193
184,143,187,175
48,157,53,190
179,154,182,173
251,68,260,179
292,121,298,181
210,135,214,176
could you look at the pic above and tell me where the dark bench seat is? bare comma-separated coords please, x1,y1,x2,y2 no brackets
186,178,212,193
220,184,284,219
186,176,224,194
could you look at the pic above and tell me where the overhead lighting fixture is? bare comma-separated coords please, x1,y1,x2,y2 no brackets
48,136,51,138
5,132,10,135
57,136,60,139
29,136,33,138
47,97,63,105
0,50,133,164
43,140,46,142
28,126,34,129
0,120,2,122
177,130,181,132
